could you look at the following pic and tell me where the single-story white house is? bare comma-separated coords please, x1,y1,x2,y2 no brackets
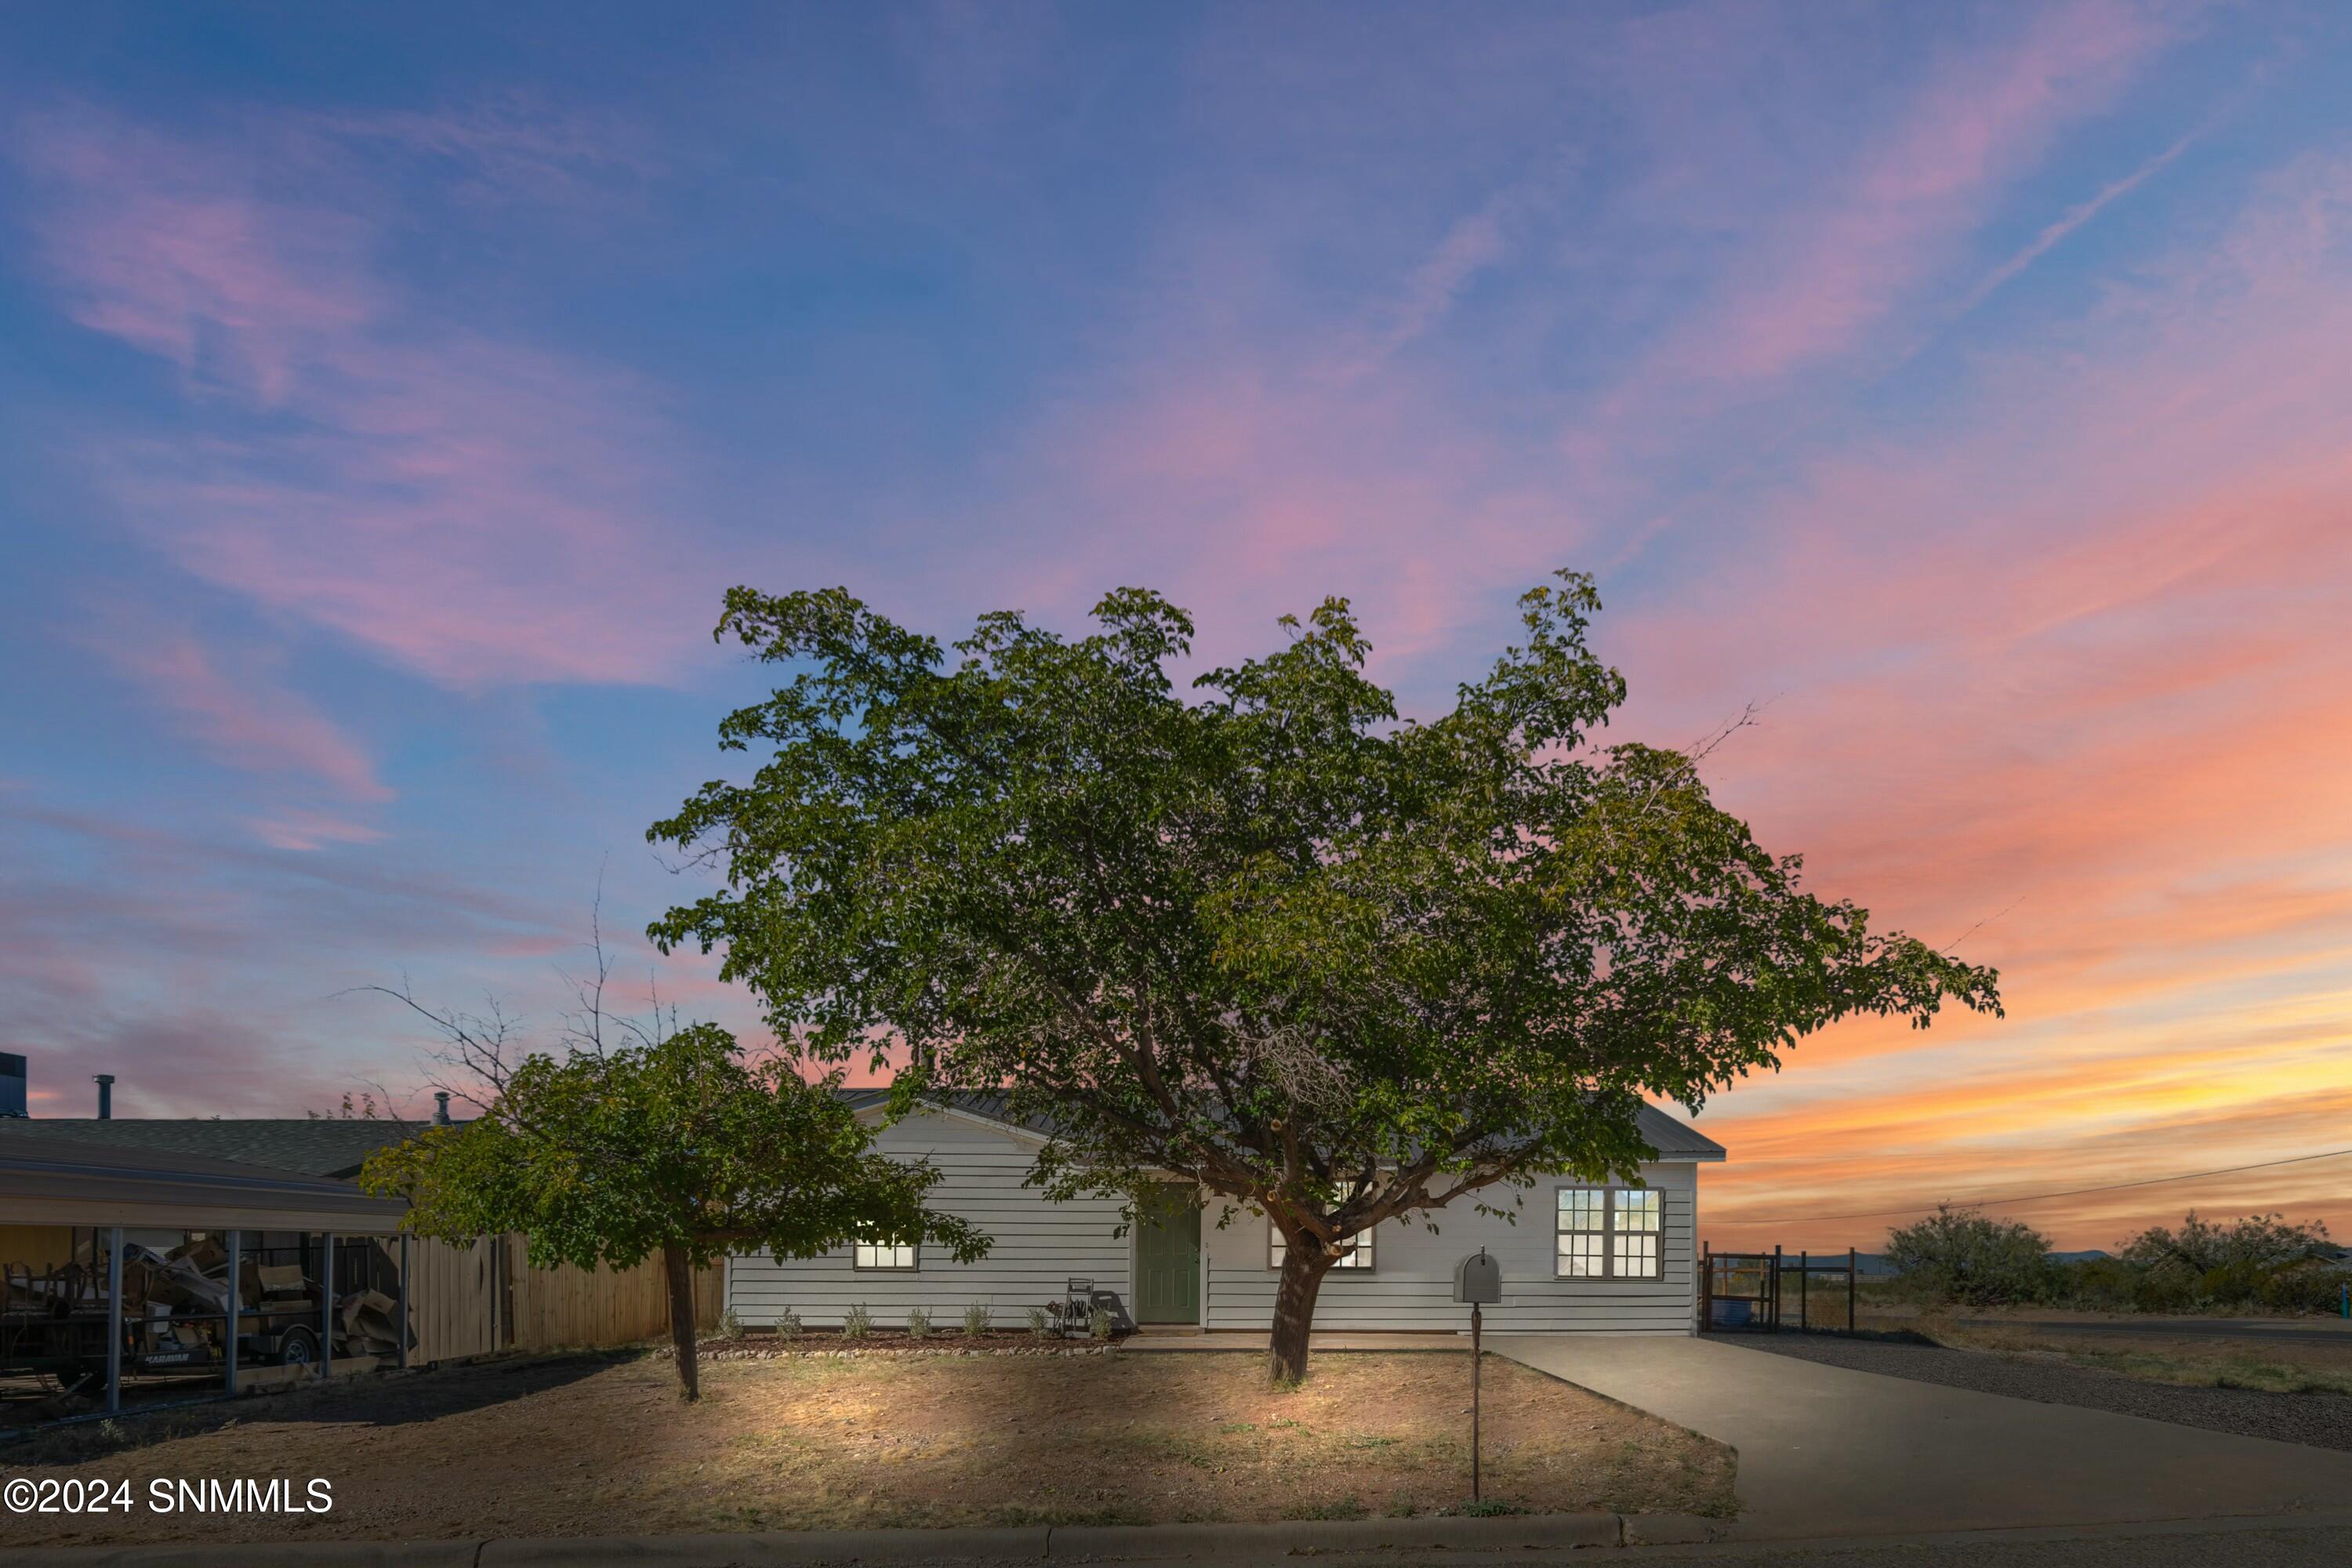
727,1091,1726,1335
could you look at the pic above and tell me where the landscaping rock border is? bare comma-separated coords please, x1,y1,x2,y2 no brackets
697,1338,1116,1362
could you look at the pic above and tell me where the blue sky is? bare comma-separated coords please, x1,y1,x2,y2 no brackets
5,2,2352,1245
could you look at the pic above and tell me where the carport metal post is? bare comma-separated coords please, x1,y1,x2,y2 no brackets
1799,1250,1808,1331
104,1225,124,1414
1849,1247,1858,1334
224,1229,241,1397
1771,1245,1783,1332
320,1232,335,1379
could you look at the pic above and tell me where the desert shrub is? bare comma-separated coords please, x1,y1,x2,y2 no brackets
2049,1256,2136,1311
2114,1212,2338,1312
717,1306,746,1341
777,1305,803,1341
1089,1304,1114,1339
906,1305,933,1339
842,1303,874,1341
964,1302,993,1337
2259,1263,2352,1315
1026,1305,1051,1340
1885,1207,2054,1305
2120,1211,2332,1276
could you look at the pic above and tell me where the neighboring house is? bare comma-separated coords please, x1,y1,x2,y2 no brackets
728,1092,1726,1335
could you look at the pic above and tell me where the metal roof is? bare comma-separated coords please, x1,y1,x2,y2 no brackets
844,1089,1726,1162
2,1118,433,1179
0,1125,411,1232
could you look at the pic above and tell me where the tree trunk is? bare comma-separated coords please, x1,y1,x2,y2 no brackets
1267,1244,1338,1384
664,1243,701,1403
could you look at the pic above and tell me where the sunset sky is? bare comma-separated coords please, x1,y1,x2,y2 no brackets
4,2,2349,1251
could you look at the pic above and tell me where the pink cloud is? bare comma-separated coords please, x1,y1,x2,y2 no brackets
103,627,393,805
246,809,390,852
1687,0,2176,382
1564,0,2185,501
18,106,710,689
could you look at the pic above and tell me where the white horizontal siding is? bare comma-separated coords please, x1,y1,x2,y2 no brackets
728,1109,1130,1327
728,1110,1705,1337
1204,1163,1698,1335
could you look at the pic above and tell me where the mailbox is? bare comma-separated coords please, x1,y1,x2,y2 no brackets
1454,1249,1501,1305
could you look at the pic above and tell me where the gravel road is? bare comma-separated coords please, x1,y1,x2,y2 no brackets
1737,1332,2352,1451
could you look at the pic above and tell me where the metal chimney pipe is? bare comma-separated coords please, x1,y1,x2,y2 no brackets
432,1091,451,1126
93,1073,115,1120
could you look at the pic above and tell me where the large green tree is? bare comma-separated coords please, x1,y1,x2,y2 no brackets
359,1024,987,1398
650,572,2000,1380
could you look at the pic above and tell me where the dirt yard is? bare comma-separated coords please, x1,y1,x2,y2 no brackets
0,1348,1734,1547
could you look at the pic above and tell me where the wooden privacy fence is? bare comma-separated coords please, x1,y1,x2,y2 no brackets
408,1236,722,1363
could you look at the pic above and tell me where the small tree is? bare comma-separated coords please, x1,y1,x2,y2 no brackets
1885,1207,2053,1305
652,573,2000,1380
358,1024,986,1399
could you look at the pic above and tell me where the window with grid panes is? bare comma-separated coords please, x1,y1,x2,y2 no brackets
1555,1187,1663,1280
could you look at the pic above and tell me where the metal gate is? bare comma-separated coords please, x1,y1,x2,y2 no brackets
1700,1245,1860,1333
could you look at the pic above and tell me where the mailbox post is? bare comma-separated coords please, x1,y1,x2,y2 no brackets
1454,1249,1502,1502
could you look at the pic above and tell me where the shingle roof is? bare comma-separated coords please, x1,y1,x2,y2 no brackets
841,1089,1726,1162
1,1119,434,1180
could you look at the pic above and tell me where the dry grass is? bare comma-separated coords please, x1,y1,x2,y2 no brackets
2,1349,1733,1548
1911,1320,2352,1396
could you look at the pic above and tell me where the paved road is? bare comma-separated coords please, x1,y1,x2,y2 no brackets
1490,1334,2352,1541
1954,1316,2352,1345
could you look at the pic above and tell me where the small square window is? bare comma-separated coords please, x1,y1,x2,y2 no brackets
1268,1221,1374,1270
854,1235,916,1270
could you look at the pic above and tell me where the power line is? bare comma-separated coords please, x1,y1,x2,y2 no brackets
1701,1145,2352,1227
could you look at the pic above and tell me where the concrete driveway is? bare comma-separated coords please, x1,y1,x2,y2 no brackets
1490,1334,2352,1540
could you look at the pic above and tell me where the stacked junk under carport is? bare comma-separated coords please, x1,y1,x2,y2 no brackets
0,1062,413,1427
3,1231,410,1413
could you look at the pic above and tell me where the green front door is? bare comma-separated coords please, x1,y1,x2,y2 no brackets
1134,1184,1202,1324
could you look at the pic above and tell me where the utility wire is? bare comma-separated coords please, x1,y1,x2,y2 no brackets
1701,1145,2352,1227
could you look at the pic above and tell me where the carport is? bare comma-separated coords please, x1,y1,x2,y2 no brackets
0,1124,408,1420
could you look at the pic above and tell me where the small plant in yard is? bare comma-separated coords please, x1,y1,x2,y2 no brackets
1089,1304,1113,1339
964,1302,992,1337
1455,1499,1526,1518
1026,1305,1051,1340
718,1306,746,1341
842,1303,874,1341
777,1306,802,1342
1293,1496,1368,1521
906,1305,933,1340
